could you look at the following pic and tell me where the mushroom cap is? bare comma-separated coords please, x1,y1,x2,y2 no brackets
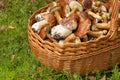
60,19,78,31
77,11,89,22
51,25,72,39
44,13,57,27
82,0,93,9
74,19,91,38
60,13,78,30
69,1,83,12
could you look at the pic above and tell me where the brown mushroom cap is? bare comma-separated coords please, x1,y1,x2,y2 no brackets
59,13,78,30
77,11,89,22
82,0,93,9
74,18,91,38
44,13,57,27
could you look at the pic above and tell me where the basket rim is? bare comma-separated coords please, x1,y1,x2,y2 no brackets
28,2,114,48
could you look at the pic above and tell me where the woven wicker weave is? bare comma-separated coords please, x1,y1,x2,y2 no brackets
28,0,120,75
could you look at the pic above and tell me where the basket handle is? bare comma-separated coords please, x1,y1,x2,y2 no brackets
108,0,119,40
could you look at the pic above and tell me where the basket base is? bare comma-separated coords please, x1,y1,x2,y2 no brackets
29,40,120,75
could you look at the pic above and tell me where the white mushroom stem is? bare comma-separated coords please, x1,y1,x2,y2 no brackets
87,10,102,20
58,40,64,46
31,20,48,33
64,33,76,43
95,23,110,30
51,25,72,39
87,30,108,37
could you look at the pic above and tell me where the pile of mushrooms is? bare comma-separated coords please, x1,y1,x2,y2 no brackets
31,0,120,45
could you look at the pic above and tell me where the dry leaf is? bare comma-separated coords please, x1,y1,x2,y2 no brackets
8,26,15,29
0,26,7,32
88,75,96,80
100,75,106,80
11,55,15,62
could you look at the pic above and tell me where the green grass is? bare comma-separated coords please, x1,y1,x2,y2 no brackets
0,0,120,80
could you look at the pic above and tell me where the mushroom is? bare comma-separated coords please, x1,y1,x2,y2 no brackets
87,30,108,37
94,1,102,7
50,6,62,23
66,5,78,17
101,2,110,11
82,34,89,42
64,33,76,43
51,24,72,39
50,3,79,31
95,22,110,30
91,4,99,13
82,0,93,9
35,11,49,22
31,20,49,33
39,26,51,39
59,0,82,17
43,13,57,27
46,33,58,42
74,12,91,38
58,40,64,46
69,1,83,12
57,0,75,17
32,13,57,33
64,4,71,17
59,13,79,30
74,36,81,43
101,12,109,23
100,5,107,12
91,25,99,31
77,11,88,22
87,10,102,20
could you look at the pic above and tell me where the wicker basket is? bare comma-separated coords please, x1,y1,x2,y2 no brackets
28,0,120,75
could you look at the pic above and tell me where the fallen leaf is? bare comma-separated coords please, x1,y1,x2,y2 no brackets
0,26,7,32
11,55,15,62
100,75,106,80
8,26,15,29
88,75,96,80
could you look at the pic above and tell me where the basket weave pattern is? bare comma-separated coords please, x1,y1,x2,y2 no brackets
28,0,120,75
